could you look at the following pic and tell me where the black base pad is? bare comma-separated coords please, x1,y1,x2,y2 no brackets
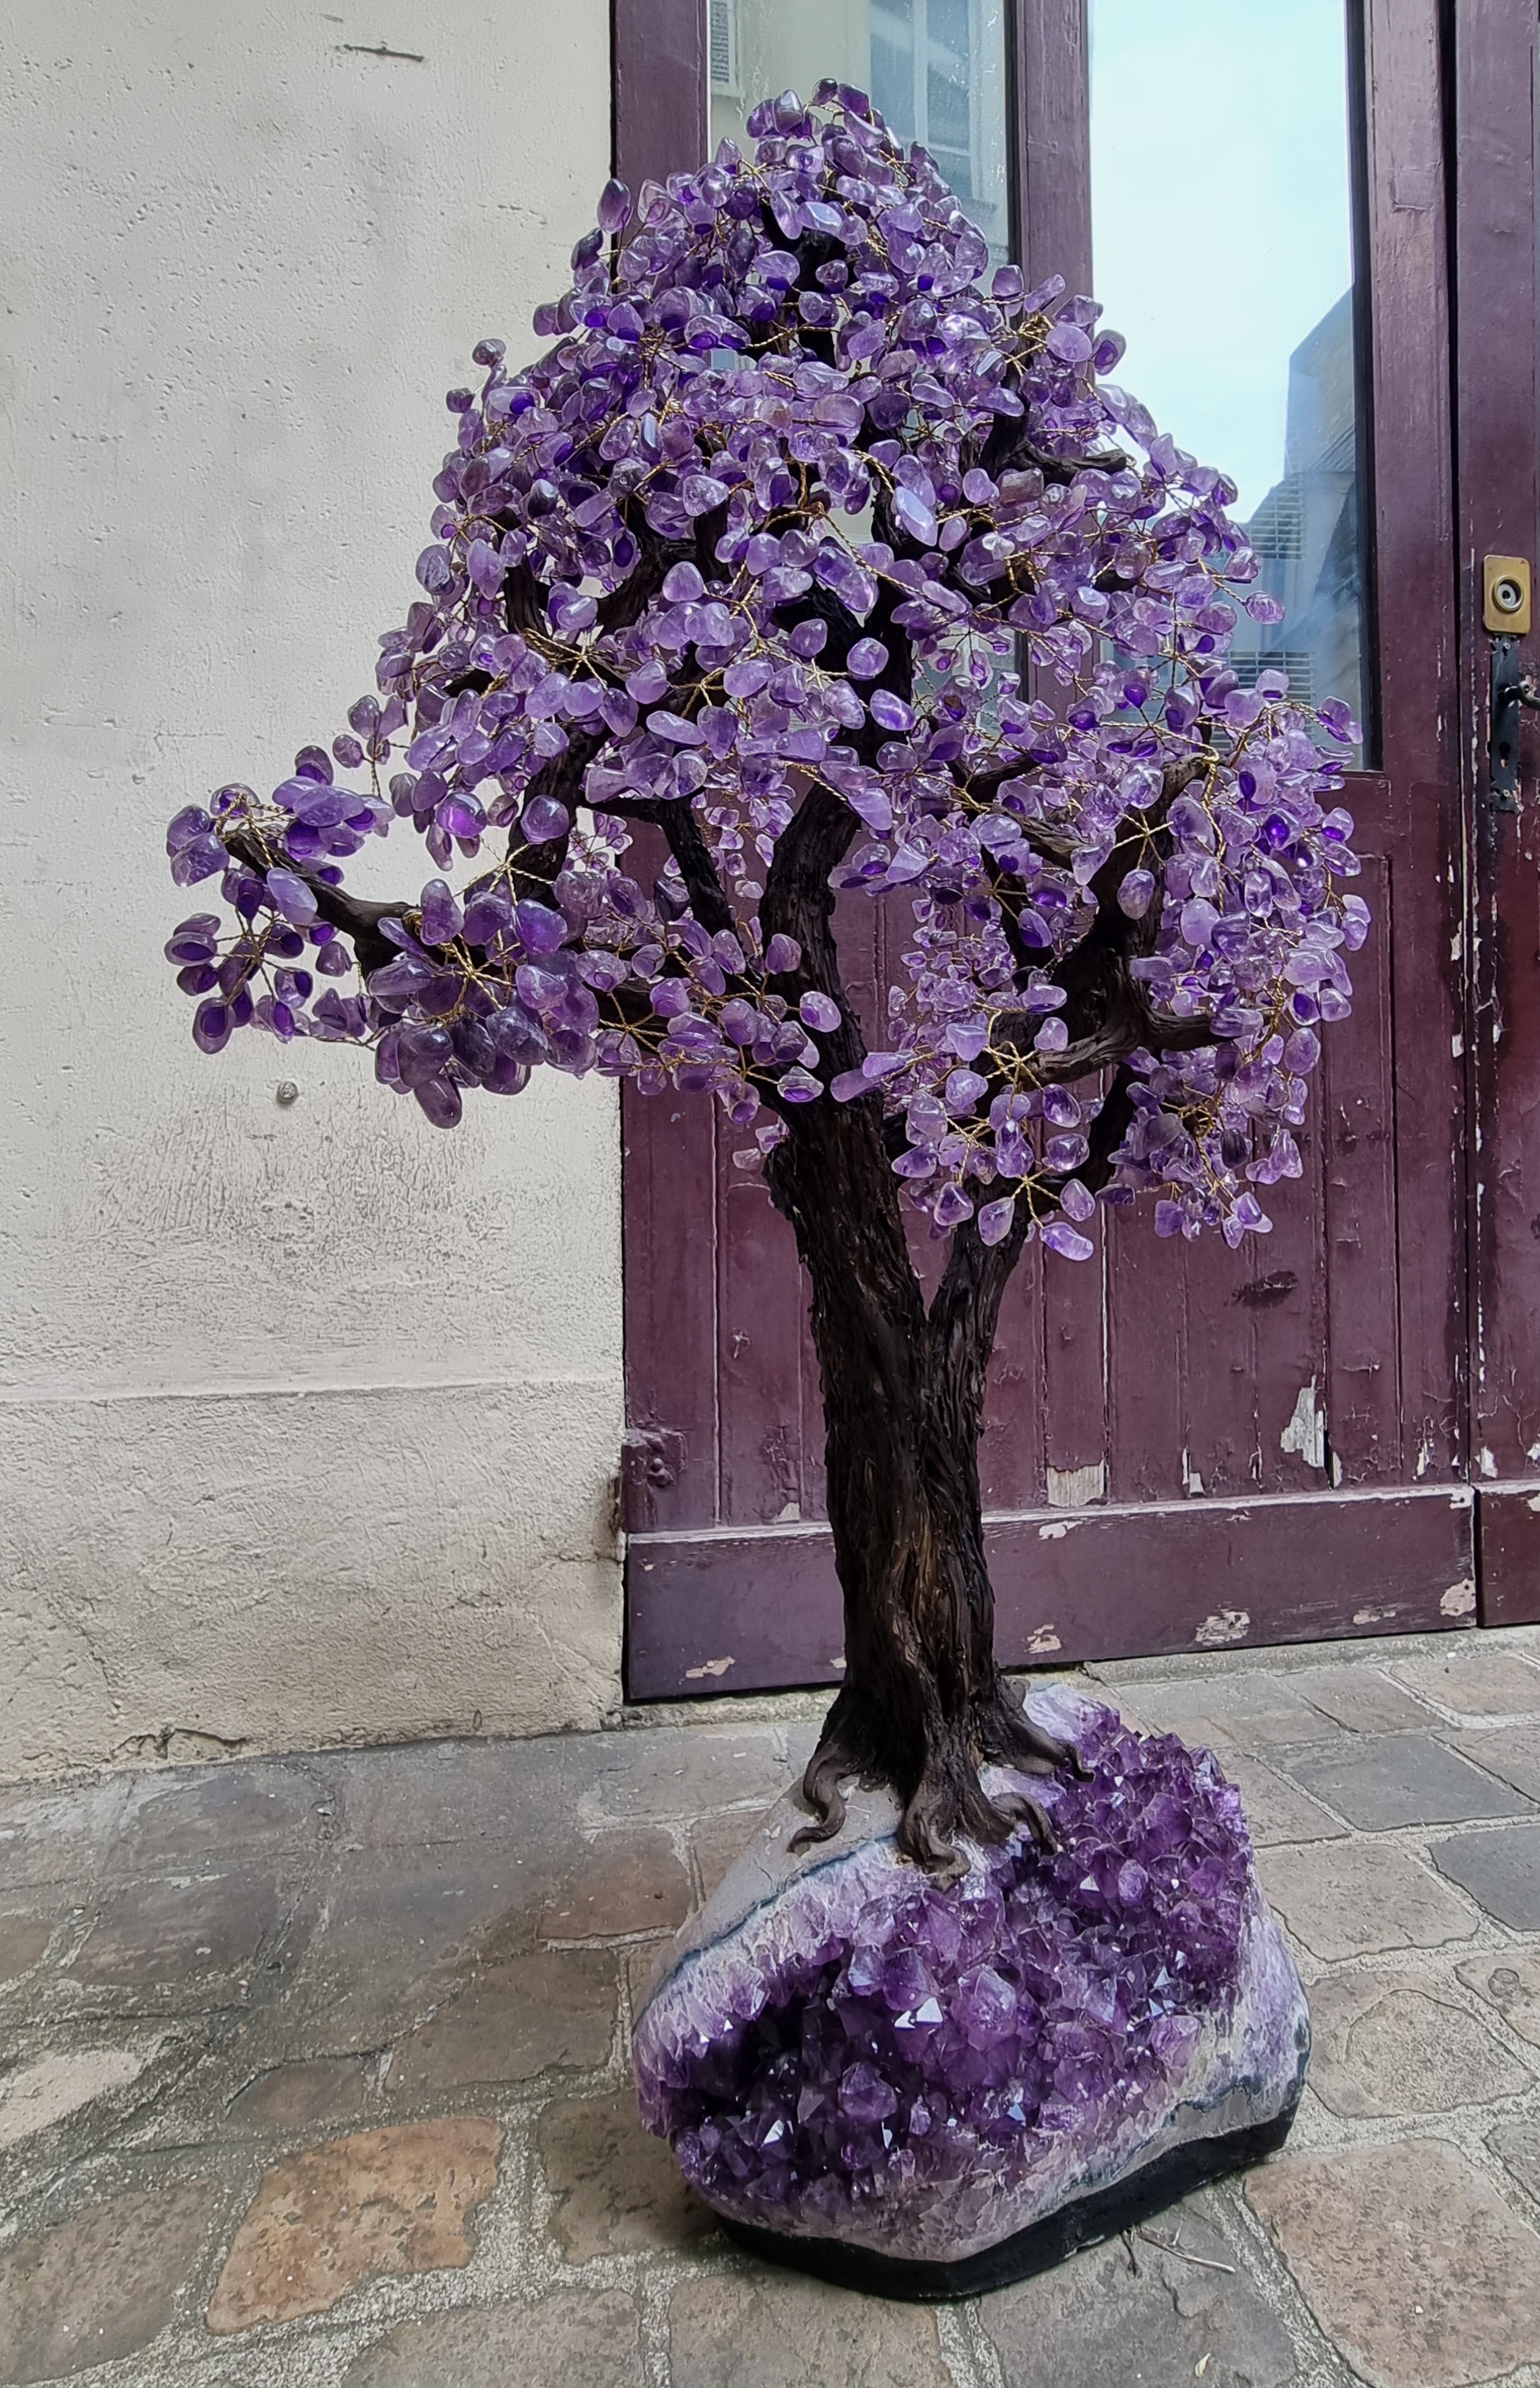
720,2093,1301,2303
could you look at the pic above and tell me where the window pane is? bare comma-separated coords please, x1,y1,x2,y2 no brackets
1089,0,1370,754
711,0,1010,258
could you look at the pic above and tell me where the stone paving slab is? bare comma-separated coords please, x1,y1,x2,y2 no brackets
1491,2112,1540,2203
1104,1671,1350,1755
106,1762,335,1874
206,2115,502,2333
1247,2136,1540,2388
1431,1823,1540,1930
537,2088,713,2260
0,2184,215,2384
979,2194,1299,2388
1449,1719,1540,1803
666,2272,952,2388
1258,1838,1480,1961
1283,1666,1436,1736
1389,1647,1540,1722
1209,1754,1349,1847
1275,1733,1537,1831
0,1905,65,1989
1302,1964,1533,2117
1459,1949,1540,2050
345,2285,648,2386
0,1781,127,1892
1,1628,1539,2388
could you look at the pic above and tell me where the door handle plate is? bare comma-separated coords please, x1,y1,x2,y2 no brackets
1485,554,1533,635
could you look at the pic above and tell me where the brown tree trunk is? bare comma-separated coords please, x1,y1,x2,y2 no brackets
767,1093,1076,1876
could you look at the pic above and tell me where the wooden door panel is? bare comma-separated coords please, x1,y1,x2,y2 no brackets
1476,1488,1540,1628
626,1484,1475,1698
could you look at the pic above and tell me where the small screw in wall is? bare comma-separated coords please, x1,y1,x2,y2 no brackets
276,1081,300,1107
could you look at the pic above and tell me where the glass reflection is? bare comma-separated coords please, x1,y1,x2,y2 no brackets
711,0,1010,258
1089,0,1369,755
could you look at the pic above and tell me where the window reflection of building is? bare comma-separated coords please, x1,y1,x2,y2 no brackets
1231,290,1366,753
710,0,1008,261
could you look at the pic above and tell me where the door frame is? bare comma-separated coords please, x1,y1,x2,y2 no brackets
615,0,1482,1698
1452,0,1540,1628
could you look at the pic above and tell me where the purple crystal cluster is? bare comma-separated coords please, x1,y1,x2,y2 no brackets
635,1694,1306,2259
162,84,1365,1255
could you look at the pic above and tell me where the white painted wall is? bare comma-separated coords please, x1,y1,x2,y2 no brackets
0,0,624,1777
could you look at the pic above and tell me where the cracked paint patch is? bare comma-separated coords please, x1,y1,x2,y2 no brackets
1279,1382,1327,1472
1440,1579,1477,1618
1046,1461,1106,1509
1195,1608,1250,1647
1025,1623,1063,1656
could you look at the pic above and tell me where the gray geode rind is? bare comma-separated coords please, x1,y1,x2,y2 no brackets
635,1685,1308,2265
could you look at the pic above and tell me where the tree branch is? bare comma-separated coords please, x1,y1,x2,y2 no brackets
977,415,1129,487
656,802,738,943
223,827,410,977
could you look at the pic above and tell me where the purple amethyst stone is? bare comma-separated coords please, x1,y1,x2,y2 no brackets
633,1687,1307,2266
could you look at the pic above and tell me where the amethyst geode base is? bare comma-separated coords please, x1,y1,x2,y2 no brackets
634,1686,1307,2278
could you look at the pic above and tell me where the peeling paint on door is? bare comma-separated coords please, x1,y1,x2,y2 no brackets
1279,1382,1327,1472
1046,1461,1106,1509
1195,1609,1250,1647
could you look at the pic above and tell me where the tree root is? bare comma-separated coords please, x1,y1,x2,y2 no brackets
789,1672,1084,1877
976,1677,1093,1780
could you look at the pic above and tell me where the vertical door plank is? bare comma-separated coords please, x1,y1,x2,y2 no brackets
1321,843,1403,1486
981,1245,1048,1511
1177,1237,1262,1501
1041,1241,1109,1505
621,1081,720,1531
1104,1223,1189,1503
611,0,712,1547
1253,1043,1332,1498
717,1154,808,1526
1363,0,1466,1488
1014,0,1091,294
612,0,705,194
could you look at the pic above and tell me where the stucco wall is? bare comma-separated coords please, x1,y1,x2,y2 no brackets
0,2,624,1777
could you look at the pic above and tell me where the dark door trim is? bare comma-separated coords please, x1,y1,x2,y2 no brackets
1451,0,1540,1628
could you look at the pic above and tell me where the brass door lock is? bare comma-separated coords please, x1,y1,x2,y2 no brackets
1485,555,1533,634
1486,556,1537,810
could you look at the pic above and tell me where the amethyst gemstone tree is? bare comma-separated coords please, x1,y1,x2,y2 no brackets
166,89,1357,2282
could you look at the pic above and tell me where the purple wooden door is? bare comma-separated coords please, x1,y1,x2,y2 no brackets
620,0,1482,1699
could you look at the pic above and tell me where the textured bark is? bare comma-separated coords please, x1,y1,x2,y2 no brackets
767,1102,1077,1879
